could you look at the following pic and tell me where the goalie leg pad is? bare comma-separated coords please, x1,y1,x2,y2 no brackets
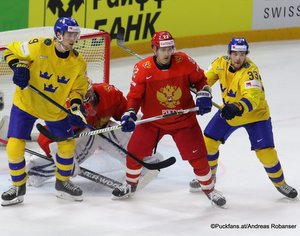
26,156,55,187
0,115,9,142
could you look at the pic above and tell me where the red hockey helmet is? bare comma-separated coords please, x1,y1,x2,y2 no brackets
151,31,175,49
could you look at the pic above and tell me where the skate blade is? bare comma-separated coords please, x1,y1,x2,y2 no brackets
1,196,24,206
210,199,227,209
111,193,134,200
56,190,83,202
189,187,202,193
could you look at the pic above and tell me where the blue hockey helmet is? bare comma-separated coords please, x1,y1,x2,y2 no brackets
54,17,80,37
228,37,249,54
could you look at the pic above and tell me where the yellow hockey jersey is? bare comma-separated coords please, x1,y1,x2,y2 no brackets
205,55,270,126
4,37,88,121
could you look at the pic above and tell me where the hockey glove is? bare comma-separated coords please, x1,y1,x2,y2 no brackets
68,104,87,129
221,102,244,120
196,86,212,115
12,63,30,89
121,109,137,132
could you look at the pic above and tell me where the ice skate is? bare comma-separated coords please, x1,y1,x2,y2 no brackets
55,179,83,201
189,174,216,193
205,189,226,207
189,179,201,192
1,184,26,206
111,183,137,200
276,183,298,199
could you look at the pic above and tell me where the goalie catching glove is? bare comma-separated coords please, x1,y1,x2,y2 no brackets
196,85,212,115
11,63,30,89
68,103,87,129
121,109,137,132
221,102,244,120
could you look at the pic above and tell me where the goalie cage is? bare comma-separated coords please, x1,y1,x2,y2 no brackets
0,30,110,83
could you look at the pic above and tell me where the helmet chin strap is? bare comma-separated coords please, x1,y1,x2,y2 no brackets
56,35,70,52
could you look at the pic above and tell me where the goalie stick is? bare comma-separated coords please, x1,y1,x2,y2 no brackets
116,27,222,110
37,123,176,170
29,85,178,170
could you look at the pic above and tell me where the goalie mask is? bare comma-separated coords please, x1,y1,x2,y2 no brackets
151,31,175,53
83,80,98,116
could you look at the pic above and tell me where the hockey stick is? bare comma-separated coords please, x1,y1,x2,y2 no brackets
37,107,199,142
37,127,176,170
0,137,122,189
29,85,177,170
117,27,144,60
116,27,222,110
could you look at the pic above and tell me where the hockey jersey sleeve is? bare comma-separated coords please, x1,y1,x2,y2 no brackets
112,88,128,121
179,52,208,91
205,56,223,87
4,39,37,67
126,63,146,112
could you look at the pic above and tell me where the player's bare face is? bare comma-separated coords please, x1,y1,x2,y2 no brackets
61,32,79,50
156,47,173,65
56,32,79,52
230,51,247,70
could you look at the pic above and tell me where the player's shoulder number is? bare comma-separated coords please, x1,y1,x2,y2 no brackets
247,70,260,81
28,38,39,44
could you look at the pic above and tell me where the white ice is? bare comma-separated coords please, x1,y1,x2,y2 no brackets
0,40,299,236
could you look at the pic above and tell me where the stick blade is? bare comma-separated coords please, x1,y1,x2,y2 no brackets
143,156,176,170
117,27,126,47
36,123,66,142
117,26,125,41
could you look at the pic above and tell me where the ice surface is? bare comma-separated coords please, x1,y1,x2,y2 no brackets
0,40,299,236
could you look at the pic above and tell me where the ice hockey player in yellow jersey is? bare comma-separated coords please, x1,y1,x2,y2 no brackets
190,37,297,199
1,17,88,206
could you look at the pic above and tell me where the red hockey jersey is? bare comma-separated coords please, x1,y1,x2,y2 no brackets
84,83,127,128
127,52,207,130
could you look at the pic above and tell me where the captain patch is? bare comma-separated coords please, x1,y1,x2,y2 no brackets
244,80,261,89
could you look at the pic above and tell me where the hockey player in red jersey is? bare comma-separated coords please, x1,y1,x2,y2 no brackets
111,31,226,207
26,81,163,187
